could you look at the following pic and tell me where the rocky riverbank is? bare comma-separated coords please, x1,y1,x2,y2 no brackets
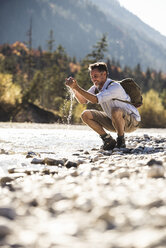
0,125,166,248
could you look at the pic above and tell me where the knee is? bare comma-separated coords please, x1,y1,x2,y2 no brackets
111,108,123,119
81,110,92,123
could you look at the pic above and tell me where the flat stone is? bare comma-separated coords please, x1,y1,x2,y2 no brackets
0,207,16,220
147,159,163,166
31,158,45,164
44,158,64,166
0,225,11,239
26,151,39,158
147,165,165,178
65,160,78,168
0,176,14,185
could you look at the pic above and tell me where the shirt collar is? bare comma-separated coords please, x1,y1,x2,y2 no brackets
100,78,113,91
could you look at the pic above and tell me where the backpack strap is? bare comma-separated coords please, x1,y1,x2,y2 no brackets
94,80,114,94
106,80,132,105
95,80,133,106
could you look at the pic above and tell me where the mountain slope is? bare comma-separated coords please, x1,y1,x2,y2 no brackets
90,0,166,70
91,0,166,50
0,0,166,71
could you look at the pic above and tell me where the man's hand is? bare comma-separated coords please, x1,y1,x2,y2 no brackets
65,76,98,104
65,77,78,89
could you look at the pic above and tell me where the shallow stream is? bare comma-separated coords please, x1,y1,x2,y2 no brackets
0,122,165,175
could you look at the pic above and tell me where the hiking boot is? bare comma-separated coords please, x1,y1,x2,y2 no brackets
100,134,116,150
116,135,126,148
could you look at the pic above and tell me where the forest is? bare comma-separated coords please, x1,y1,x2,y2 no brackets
0,34,166,127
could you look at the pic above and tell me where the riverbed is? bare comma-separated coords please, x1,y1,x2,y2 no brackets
0,123,166,248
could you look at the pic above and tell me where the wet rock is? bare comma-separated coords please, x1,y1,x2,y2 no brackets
97,211,116,230
8,168,21,174
144,134,150,139
131,146,144,154
65,160,78,168
69,169,78,177
28,199,39,207
8,167,37,175
101,150,112,156
112,151,123,155
143,147,154,153
0,225,11,240
147,159,163,166
147,165,165,178
0,149,8,154
31,158,45,164
0,207,16,220
147,199,165,208
26,151,39,158
72,153,80,156
91,148,98,151
0,176,14,186
120,148,132,154
75,159,85,165
90,155,101,162
43,158,65,166
114,168,130,178
41,168,50,175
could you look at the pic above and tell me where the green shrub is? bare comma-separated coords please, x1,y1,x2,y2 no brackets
53,97,64,111
0,73,22,106
72,103,87,123
139,89,166,128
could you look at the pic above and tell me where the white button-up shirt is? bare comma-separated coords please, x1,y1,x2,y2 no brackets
88,78,141,122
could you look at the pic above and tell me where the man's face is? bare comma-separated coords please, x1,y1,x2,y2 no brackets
90,69,107,89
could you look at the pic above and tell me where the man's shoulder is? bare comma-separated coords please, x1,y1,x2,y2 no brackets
105,79,121,90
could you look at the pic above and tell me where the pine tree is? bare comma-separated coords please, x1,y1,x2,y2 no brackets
87,34,108,62
76,34,108,89
47,30,55,53
26,18,33,81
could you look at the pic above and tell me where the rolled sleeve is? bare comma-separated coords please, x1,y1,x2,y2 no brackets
96,92,104,104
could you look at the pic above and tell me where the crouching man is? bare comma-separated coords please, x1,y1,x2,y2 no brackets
65,62,141,150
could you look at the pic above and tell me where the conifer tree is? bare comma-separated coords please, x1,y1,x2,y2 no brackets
87,34,108,62
47,30,55,53
76,34,108,89
27,18,33,81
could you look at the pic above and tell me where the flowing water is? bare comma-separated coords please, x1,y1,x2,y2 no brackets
0,122,165,176
61,88,75,125
0,123,99,175
67,89,74,125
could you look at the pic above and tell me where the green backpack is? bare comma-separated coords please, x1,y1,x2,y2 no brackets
106,78,143,108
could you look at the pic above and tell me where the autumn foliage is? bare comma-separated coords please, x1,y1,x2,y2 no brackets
0,39,166,127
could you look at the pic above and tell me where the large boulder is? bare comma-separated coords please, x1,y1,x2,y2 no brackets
11,102,61,123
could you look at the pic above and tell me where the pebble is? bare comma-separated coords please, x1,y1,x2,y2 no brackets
31,158,45,164
147,159,163,166
26,151,39,158
65,160,78,168
44,158,65,166
0,176,14,186
114,168,130,179
0,207,16,220
147,165,165,178
0,224,11,239
0,133,166,247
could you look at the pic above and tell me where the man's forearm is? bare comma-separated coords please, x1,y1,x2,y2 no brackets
73,90,88,104
74,85,98,104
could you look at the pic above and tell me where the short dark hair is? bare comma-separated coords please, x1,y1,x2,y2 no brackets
88,62,108,75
